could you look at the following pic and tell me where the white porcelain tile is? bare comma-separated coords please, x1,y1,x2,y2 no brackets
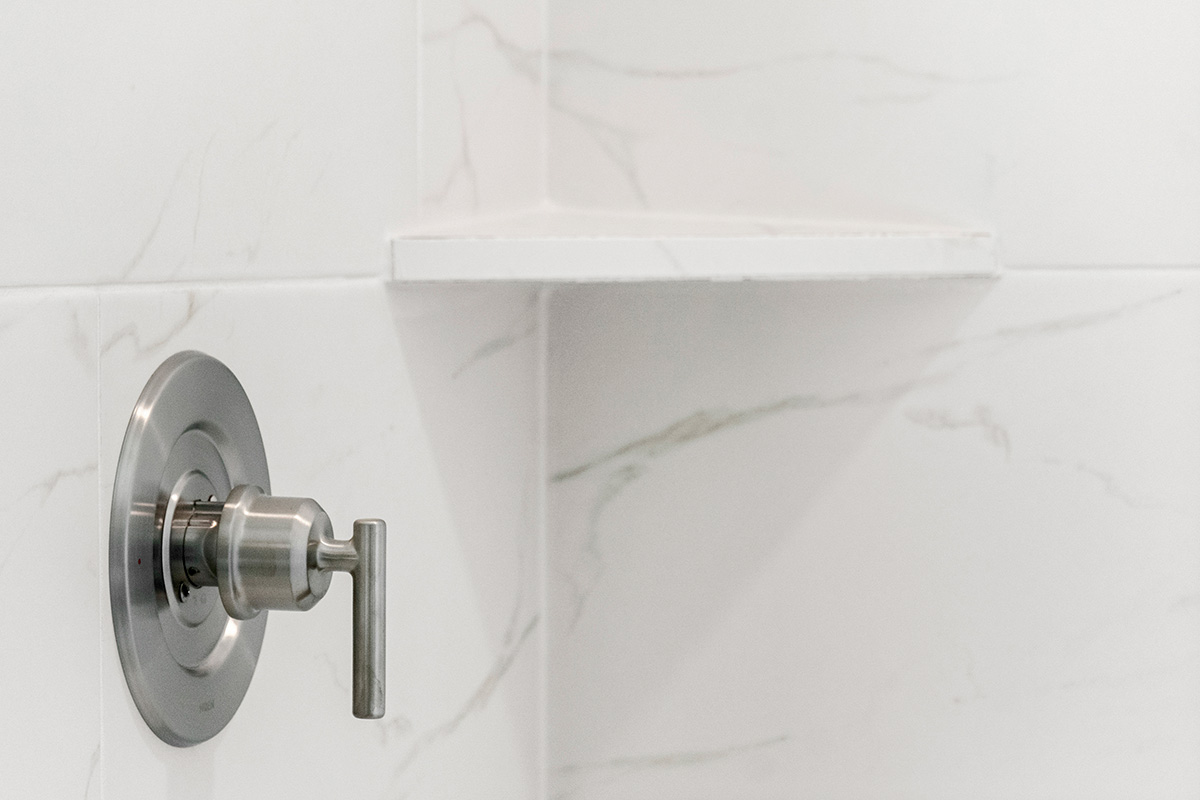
419,0,544,223
548,274,1200,798
548,0,1200,266
0,290,100,798
0,0,414,286
388,282,545,796
99,280,541,799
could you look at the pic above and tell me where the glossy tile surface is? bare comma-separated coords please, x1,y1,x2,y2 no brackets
549,0,1200,266
548,274,1200,798
0,0,413,286
0,291,101,798
418,0,544,223
0,267,1198,800
7,1,1199,797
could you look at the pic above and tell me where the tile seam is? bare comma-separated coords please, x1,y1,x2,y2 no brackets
536,284,552,800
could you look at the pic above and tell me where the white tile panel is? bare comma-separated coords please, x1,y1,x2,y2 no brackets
548,273,1200,798
419,0,545,223
549,0,1200,267
0,290,101,799
0,0,414,286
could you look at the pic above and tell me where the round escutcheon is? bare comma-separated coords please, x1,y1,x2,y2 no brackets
109,351,270,746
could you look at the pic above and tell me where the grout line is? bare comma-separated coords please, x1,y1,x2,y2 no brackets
0,275,387,297
1002,263,1200,272
96,275,386,292
94,291,105,800
0,266,1164,297
535,284,552,800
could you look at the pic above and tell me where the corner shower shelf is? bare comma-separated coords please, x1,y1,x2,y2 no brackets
389,209,997,282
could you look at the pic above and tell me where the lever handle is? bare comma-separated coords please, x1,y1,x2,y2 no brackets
317,519,386,718
352,520,386,719
174,485,386,719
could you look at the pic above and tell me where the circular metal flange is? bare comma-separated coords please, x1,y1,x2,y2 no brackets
110,351,270,747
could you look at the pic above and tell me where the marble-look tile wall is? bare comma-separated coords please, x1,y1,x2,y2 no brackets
548,275,1200,798
0,0,413,285
6,2,1200,799
417,0,545,223
0,291,101,797
0,281,544,799
548,0,1200,266
8,268,1199,800
0,4,552,796
407,0,1199,267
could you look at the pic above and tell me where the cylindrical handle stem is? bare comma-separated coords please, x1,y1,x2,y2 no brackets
350,519,386,719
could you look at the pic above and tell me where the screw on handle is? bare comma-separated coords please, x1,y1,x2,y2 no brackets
314,518,386,719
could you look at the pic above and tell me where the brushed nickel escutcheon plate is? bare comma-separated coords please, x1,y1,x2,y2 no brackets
109,351,269,747
111,350,386,747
